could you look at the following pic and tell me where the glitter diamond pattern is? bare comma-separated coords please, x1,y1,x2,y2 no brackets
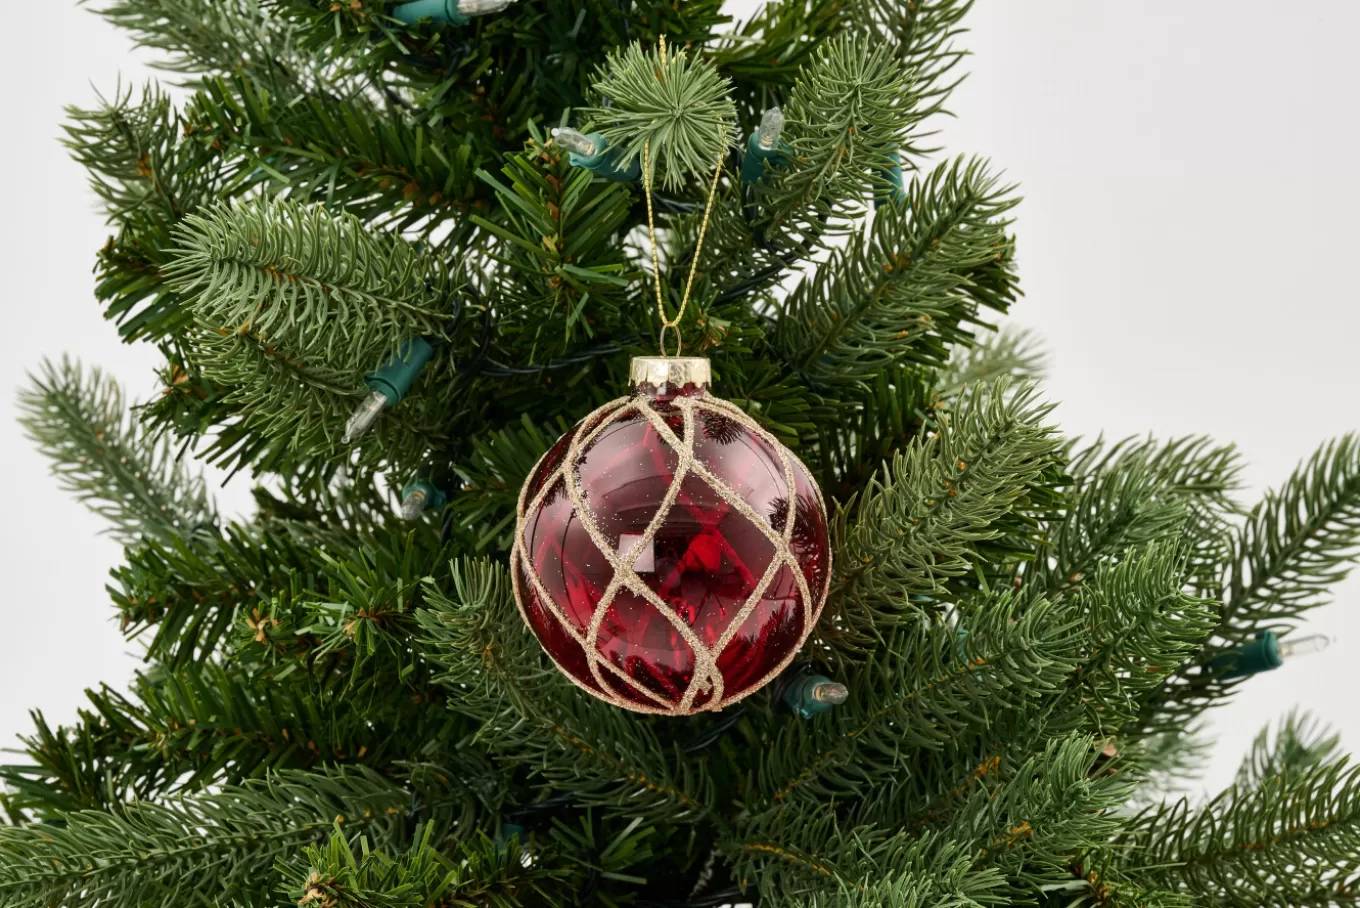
512,386,831,716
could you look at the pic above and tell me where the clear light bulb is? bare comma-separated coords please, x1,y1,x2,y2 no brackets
811,680,849,706
1279,633,1335,660
343,390,388,445
552,127,599,158
400,488,430,521
457,0,519,16
757,107,784,151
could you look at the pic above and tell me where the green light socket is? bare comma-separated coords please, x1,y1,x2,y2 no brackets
496,822,526,847
741,130,790,185
783,674,842,719
401,478,448,512
391,0,470,25
874,152,908,209
567,133,640,182
366,338,435,405
1210,630,1283,679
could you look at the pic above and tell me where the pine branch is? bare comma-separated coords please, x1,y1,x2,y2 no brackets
712,0,851,101
416,559,714,824
742,736,1126,904
283,824,571,908
1041,436,1243,594
0,768,411,908
791,840,1005,908
17,358,215,547
107,496,441,669
1129,723,1213,798
2,652,462,817
64,84,220,340
795,871,1000,908
167,197,460,362
1135,437,1357,737
1048,442,1185,589
6,521,476,816
111,519,328,666
774,157,1017,389
940,327,1047,395
944,734,1131,895
1057,544,1217,735
88,0,333,90
760,35,923,247
1124,761,1360,907
731,811,991,904
1221,434,1360,640
584,41,738,190
64,83,211,230
853,0,973,115
189,73,485,243
164,198,471,476
755,592,1082,810
811,363,938,500
446,414,562,553
1064,855,1197,908
270,0,732,138
471,130,639,349
1236,710,1344,789
824,380,1062,660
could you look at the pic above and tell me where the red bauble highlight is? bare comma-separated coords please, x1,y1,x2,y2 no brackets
512,359,830,715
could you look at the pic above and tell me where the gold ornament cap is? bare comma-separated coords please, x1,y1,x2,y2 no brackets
629,356,711,394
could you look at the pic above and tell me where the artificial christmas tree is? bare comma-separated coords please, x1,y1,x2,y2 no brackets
3,1,1358,906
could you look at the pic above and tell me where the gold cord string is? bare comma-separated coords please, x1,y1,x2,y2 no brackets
642,140,667,350
641,124,728,358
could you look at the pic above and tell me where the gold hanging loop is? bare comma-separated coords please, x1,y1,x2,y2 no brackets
659,323,682,359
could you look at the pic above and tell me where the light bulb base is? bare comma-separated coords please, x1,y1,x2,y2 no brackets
392,0,517,24
551,127,599,158
366,337,435,405
741,129,790,185
783,674,848,719
391,0,469,25
554,130,640,182
1211,630,1283,679
400,479,448,520
874,151,908,210
496,821,526,847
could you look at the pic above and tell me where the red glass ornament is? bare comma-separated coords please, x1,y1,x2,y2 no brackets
512,357,831,715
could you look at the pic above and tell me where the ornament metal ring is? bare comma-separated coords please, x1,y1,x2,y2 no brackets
659,323,682,358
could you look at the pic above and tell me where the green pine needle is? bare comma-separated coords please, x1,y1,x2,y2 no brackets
774,156,1019,388
1125,760,1360,905
0,769,411,908
17,357,215,547
1236,709,1344,788
1224,433,1360,637
585,41,738,190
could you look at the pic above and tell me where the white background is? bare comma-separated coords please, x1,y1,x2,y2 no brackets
0,2,1355,797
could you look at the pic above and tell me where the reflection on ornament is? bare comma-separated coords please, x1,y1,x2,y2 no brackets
511,357,831,715
618,532,655,572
